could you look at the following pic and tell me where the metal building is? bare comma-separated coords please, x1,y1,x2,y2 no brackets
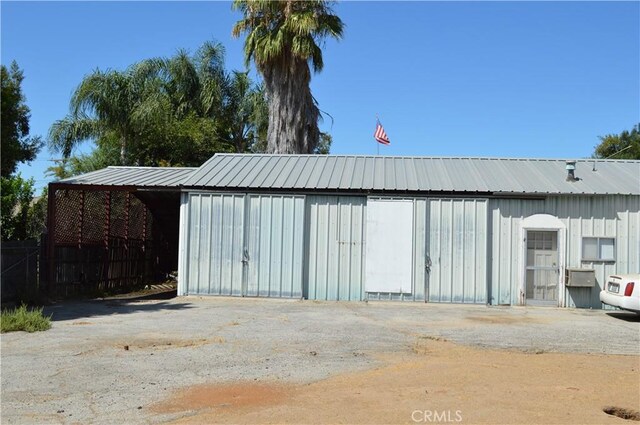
176,154,640,308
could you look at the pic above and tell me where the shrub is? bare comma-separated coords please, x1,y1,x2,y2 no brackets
1,304,51,333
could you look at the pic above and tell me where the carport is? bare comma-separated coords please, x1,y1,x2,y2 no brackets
46,166,196,297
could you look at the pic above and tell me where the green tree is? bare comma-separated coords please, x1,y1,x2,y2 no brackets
593,124,640,159
49,41,267,171
219,71,269,153
26,188,48,240
1,174,36,240
316,132,332,154
1,62,42,177
46,138,121,180
232,0,343,154
48,67,150,165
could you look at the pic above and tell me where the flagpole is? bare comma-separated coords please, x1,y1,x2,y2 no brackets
376,114,379,156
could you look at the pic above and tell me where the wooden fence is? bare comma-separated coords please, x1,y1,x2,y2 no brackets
1,239,41,304
49,239,160,297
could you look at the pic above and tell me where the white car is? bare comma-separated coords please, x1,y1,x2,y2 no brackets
600,274,640,313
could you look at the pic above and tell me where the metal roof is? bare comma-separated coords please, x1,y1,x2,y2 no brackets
57,166,197,188
184,154,640,195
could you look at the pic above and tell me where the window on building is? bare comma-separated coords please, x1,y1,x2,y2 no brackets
582,237,615,261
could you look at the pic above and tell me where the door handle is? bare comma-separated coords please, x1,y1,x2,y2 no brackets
242,248,250,264
426,255,432,273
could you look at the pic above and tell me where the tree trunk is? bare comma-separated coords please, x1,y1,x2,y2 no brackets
263,58,319,154
120,135,127,165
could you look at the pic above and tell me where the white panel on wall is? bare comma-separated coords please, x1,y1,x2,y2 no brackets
365,199,414,293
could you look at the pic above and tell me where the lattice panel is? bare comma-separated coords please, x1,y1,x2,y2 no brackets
54,189,83,244
54,189,154,245
129,197,147,241
82,191,107,244
109,191,128,241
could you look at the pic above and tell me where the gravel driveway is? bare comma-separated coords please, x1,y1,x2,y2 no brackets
2,295,638,424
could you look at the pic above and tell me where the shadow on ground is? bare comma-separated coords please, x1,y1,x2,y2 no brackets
605,312,640,322
44,290,194,321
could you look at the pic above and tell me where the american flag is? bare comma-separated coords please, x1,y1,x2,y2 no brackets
374,120,390,145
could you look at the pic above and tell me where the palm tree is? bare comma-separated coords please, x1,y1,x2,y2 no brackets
49,41,268,170
49,67,150,165
149,42,266,154
219,71,268,152
232,0,343,154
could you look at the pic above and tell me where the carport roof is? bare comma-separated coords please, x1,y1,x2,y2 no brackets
184,154,640,195
56,166,197,188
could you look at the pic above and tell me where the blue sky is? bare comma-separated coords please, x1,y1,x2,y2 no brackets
2,1,639,192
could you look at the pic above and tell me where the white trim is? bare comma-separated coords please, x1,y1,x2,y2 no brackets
177,192,189,296
519,214,567,307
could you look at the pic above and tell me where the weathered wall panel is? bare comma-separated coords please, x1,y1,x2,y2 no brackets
184,193,245,296
181,193,304,298
489,199,545,305
179,190,638,309
305,196,365,301
246,195,304,298
489,195,640,308
427,199,487,303
550,196,640,308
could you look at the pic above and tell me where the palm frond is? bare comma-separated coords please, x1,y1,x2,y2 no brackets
232,0,343,72
48,115,101,157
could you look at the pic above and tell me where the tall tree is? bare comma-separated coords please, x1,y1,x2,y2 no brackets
1,61,45,241
0,174,41,241
220,71,269,152
48,67,151,165
49,41,267,171
233,0,343,154
1,61,42,177
593,124,640,159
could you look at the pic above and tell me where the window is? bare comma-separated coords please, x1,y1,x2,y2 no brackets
527,231,556,250
582,237,615,261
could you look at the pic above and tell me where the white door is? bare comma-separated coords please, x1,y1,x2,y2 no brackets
365,199,413,294
525,231,559,305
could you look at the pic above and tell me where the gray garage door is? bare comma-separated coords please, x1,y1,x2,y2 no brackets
183,193,304,297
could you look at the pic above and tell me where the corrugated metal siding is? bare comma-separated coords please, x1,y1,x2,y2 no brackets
305,196,366,301
489,199,546,305
185,193,245,296
550,196,640,308
185,154,640,195
180,189,638,309
246,195,305,298
427,199,488,303
183,193,305,297
306,196,488,303
489,195,640,308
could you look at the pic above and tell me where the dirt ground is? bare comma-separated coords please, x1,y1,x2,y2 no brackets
2,296,639,424
157,338,639,424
